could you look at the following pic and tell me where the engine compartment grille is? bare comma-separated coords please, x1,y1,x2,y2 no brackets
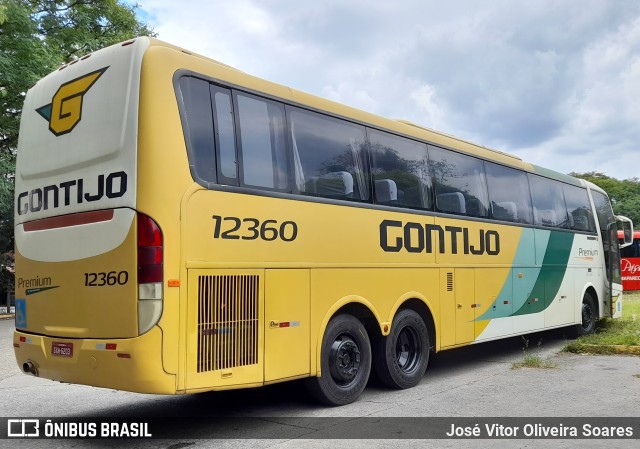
197,275,259,372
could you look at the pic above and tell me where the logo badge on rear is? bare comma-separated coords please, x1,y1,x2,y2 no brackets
36,67,108,136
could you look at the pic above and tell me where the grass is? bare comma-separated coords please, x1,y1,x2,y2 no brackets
511,337,557,369
564,291,640,355
511,353,557,369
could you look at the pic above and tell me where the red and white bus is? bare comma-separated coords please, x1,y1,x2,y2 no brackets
619,230,640,291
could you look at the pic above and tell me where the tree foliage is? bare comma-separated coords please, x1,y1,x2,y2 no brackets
571,172,640,226
0,0,153,292
1,0,154,155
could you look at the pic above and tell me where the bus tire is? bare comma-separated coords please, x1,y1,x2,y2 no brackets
574,291,597,336
373,309,429,389
306,314,371,406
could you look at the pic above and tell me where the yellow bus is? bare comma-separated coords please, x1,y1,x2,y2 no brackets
13,38,633,405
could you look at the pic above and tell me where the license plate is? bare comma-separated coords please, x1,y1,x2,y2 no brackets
51,342,73,357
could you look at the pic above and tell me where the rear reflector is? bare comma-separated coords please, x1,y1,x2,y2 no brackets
24,209,114,232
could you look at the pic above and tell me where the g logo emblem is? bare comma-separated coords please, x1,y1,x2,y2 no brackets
36,67,108,136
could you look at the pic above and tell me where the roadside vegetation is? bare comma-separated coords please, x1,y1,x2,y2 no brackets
513,291,640,368
564,291,640,355
511,337,557,369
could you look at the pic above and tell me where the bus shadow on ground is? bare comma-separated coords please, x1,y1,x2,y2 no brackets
427,327,573,372
84,328,574,421
66,328,576,445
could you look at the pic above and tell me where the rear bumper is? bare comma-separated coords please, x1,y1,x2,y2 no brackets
13,326,177,394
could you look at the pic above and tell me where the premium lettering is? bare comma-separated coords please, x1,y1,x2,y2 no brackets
18,276,52,289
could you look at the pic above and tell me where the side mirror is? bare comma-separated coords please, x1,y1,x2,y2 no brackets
616,215,634,249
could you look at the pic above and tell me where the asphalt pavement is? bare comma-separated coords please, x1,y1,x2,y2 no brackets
1,317,639,448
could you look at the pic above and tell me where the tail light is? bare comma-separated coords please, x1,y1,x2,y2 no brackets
137,213,163,334
137,213,163,286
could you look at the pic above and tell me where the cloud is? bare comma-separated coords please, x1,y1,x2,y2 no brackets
410,84,445,129
519,14,640,176
136,0,640,179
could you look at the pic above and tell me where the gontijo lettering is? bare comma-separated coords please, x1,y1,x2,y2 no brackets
380,219,500,255
16,171,127,216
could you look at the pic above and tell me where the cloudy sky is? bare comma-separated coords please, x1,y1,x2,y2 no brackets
135,0,640,180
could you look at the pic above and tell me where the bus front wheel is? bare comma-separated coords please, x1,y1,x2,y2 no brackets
306,314,371,406
373,309,430,389
574,291,597,336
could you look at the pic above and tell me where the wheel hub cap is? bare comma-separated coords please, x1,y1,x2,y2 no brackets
329,336,361,385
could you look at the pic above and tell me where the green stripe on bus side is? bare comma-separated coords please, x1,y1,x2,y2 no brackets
478,229,574,320
477,228,537,320
511,230,574,316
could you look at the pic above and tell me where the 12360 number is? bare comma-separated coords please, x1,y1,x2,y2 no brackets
84,271,129,287
212,215,298,242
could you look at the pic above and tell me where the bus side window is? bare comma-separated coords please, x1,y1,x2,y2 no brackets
563,184,596,233
485,162,533,224
211,87,238,184
287,107,369,201
529,174,569,228
179,76,217,184
235,93,288,190
429,146,489,218
368,129,432,210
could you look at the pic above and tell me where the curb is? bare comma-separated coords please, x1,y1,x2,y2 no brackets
575,343,640,356
0,314,14,320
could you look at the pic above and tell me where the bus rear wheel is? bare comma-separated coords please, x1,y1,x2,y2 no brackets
306,314,371,406
373,309,429,389
574,291,597,336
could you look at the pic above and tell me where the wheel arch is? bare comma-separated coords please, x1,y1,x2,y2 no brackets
580,284,600,319
312,296,381,376
571,284,599,337
311,293,439,376
395,297,437,354
386,291,437,353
